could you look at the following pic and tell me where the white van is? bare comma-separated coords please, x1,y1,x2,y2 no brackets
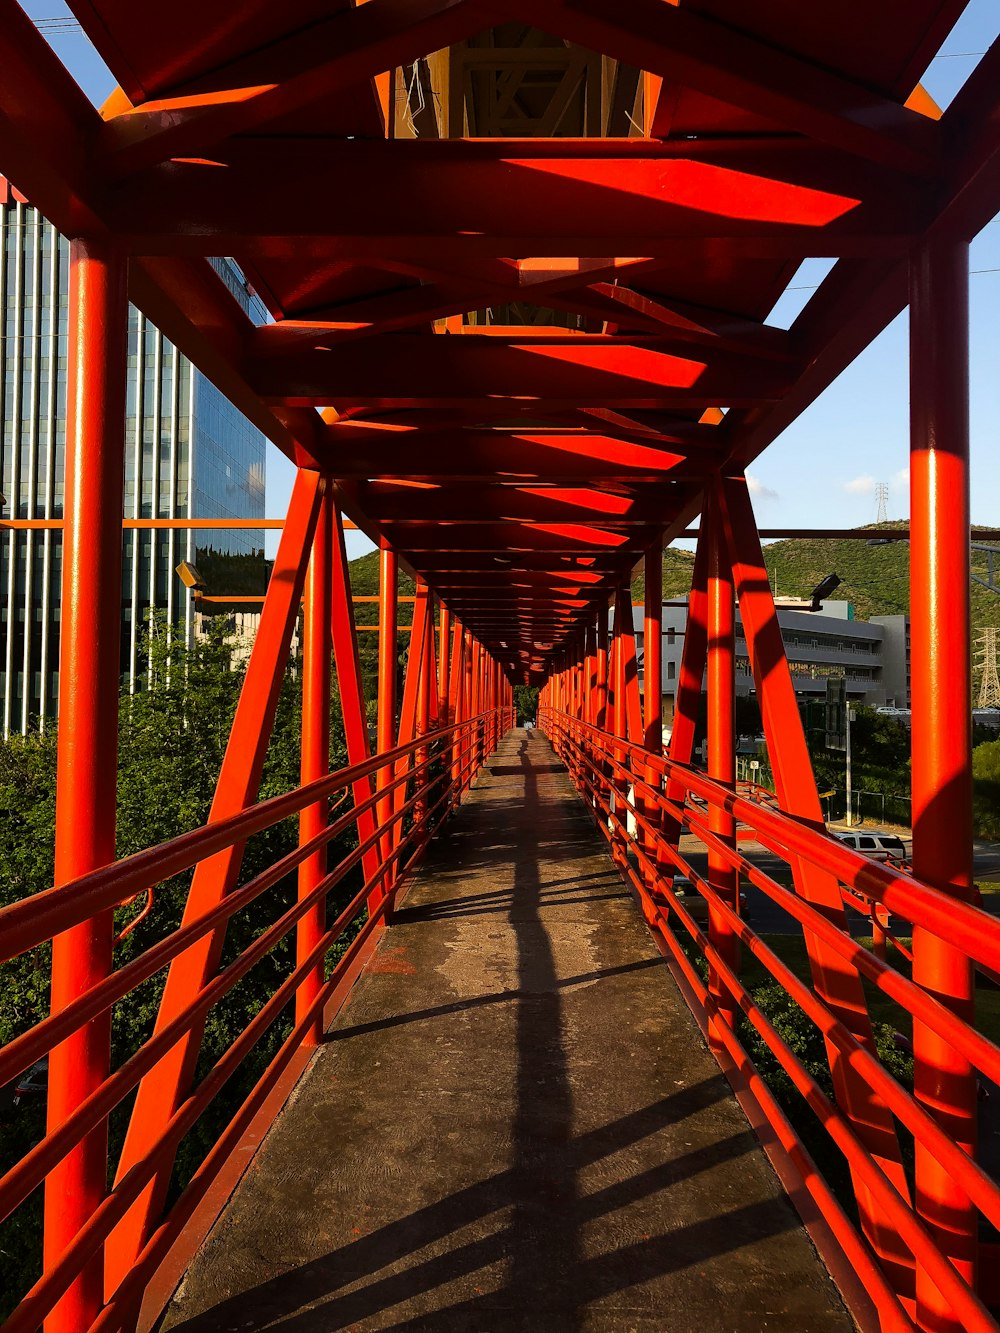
833,830,907,864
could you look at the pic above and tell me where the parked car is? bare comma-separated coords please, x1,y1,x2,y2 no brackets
833,830,908,864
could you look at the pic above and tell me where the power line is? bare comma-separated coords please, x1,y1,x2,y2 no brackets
785,267,1000,292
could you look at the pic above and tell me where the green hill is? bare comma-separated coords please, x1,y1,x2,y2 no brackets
633,523,1000,695
347,550,416,628
630,545,696,604
346,525,1000,694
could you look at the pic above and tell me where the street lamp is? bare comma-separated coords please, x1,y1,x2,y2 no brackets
810,572,842,612
175,560,207,596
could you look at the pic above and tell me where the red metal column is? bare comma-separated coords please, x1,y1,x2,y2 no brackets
718,472,909,1288
585,619,598,727
449,619,466,807
706,486,738,1038
393,578,432,846
45,237,127,1333
643,539,662,755
612,588,629,866
296,483,332,1046
438,603,451,723
110,467,322,1286
663,534,709,851
463,630,475,790
619,599,644,747
909,237,977,1327
330,504,381,894
643,538,663,905
596,607,609,731
375,543,398,878
473,637,484,778
415,588,433,830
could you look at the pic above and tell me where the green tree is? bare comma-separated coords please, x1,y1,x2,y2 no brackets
513,685,539,725
0,613,367,1315
973,738,1000,839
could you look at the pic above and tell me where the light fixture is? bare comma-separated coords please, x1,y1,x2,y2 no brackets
176,560,207,593
810,572,841,611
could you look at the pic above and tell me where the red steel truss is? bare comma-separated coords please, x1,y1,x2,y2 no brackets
0,2,998,1331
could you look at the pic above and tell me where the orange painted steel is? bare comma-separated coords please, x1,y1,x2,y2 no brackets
374,544,399,887
44,236,128,1333
296,485,333,1046
539,707,1000,1333
909,237,977,1324
0,711,509,1333
716,474,912,1290
0,3,998,1330
705,491,738,1041
106,468,324,1291
330,503,381,901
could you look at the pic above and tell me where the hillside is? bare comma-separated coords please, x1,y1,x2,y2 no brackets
347,549,416,627
347,525,1000,693
630,545,696,603
638,523,1000,696
629,523,999,615
754,523,1000,633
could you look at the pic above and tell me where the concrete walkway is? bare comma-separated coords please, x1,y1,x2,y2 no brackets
163,729,851,1332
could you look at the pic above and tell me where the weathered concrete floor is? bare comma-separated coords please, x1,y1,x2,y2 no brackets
163,729,851,1332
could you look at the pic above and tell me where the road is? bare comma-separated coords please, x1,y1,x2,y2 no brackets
678,832,1000,936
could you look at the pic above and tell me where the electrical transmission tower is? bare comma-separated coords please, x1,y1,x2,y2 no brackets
976,628,1000,708
874,481,890,525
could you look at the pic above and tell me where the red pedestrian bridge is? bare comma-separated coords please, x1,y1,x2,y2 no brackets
0,2,999,1330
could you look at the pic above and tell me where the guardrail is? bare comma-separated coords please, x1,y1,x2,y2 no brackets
541,705,1000,1332
0,707,514,1331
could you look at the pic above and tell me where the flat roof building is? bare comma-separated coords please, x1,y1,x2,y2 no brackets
634,599,907,719
0,182,267,732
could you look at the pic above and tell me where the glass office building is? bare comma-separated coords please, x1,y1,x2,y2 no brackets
0,181,266,733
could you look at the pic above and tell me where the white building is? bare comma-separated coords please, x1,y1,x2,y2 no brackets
633,600,910,720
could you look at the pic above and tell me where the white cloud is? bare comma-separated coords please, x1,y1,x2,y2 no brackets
844,474,877,495
892,467,910,490
746,473,779,501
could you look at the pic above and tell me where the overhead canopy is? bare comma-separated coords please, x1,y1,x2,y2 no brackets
2,0,996,680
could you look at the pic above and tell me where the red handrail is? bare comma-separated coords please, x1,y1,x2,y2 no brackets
0,707,514,1332
540,706,1000,1331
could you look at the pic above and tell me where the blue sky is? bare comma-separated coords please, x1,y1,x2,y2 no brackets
18,0,1000,558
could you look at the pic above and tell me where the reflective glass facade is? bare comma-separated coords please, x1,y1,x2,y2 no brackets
0,192,266,733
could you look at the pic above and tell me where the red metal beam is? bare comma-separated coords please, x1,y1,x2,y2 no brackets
355,483,677,526
94,0,493,177
249,334,797,407
517,0,941,176
113,139,922,260
323,427,725,481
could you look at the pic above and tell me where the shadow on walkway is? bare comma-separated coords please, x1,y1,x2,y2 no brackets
163,731,850,1333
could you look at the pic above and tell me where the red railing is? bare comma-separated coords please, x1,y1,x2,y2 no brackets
0,708,513,1332
541,706,1000,1332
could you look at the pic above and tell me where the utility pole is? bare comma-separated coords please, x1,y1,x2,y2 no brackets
845,704,855,825
976,628,1000,708
874,481,890,525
